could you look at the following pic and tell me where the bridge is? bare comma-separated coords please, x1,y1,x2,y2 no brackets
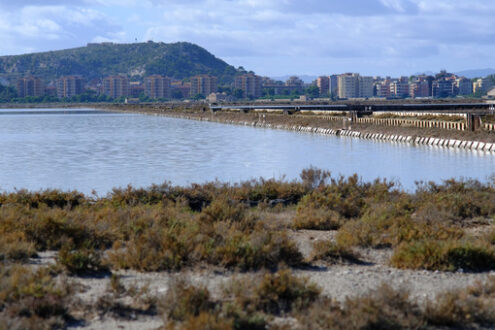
209,102,495,131
211,103,495,114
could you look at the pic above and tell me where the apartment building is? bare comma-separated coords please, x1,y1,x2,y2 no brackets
57,76,84,98
190,75,217,97
234,73,262,98
316,76,329,96
432,79,454,98
337,73,373,99
144,75,171,99
473,77,494,94
102,75,129,99
329,75,339,96
456,78,473,96
171,82,191,99
359,76,373,98
389,77,410,98
16,76,44,98
338,73,359,98
409,81,430,98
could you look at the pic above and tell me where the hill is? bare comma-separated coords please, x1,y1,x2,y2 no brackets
0,41,241,85
455,68,495,79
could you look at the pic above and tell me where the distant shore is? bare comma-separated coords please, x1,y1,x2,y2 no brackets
100,103,495,148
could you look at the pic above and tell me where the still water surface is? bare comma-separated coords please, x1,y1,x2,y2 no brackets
1,108,494,195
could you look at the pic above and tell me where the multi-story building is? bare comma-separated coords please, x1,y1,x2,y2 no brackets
190,75,217,97
390,77,410,98
473,77,494,94
338,73,359,99
171,81,191,99
375,79,391,98
144,75,171,99
329,75,339,97
432,79,454,98
456,78,473,96
337,73,373,99
129,81,145,98
102,75,129,99
16,76,44,98
358,76,374,98
234,73,262,98
409,81,430,98
316,76,330,96
57,76,84,98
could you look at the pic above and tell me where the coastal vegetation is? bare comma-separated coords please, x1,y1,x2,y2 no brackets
0,42,239,85
2,169,495,328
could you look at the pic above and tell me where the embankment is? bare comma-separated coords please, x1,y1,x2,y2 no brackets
103,104,495,152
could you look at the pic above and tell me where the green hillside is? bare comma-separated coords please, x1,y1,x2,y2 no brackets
0,41,241,85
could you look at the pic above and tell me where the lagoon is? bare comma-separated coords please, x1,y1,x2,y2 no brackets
1,108,494,195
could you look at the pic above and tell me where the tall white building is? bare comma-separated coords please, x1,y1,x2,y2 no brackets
337,73,373,99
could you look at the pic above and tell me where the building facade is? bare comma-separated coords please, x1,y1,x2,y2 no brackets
316,76,330,96
102,75,129,99
190,75,217,97
473,77,494,94
432,79,454,98
456,78,472,96
144,75,171,99
338,73,359,99
57,76,84,98
16,76,44,98
358,76,374,98
337,73,373,99
234,74,262,98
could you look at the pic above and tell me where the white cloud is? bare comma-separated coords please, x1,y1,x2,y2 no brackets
1,0,494,76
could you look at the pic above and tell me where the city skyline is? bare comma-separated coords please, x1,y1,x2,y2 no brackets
0,1,494,77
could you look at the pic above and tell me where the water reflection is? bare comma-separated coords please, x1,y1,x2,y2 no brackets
0,108,494,195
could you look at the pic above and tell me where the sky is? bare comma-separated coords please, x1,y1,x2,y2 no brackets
0,0,494,77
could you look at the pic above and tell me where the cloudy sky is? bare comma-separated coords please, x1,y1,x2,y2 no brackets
0,0,494,77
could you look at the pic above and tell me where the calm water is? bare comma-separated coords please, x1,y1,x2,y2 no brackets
1,108,494,195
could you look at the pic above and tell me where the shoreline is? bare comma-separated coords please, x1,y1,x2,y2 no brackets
101,104,495,153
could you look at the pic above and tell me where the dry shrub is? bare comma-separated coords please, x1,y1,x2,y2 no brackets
298,284,424,330
0,265,74,329
108,216,200,272
56,241,110,275
199,198,248,223
426,277,495,327
0,231,37,262
308,240,361,264
415,179,495,220
0,189,86,209
108,203,303,272
175,312,233,330
160,279,215,322
255,269,320,314
336,198,462,249
391,239,495,271
293,200,342,230
293,175,400,231
214,231,303,270
18,207,114,251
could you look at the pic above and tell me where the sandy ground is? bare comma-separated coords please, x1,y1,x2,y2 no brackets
28,225,495,330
